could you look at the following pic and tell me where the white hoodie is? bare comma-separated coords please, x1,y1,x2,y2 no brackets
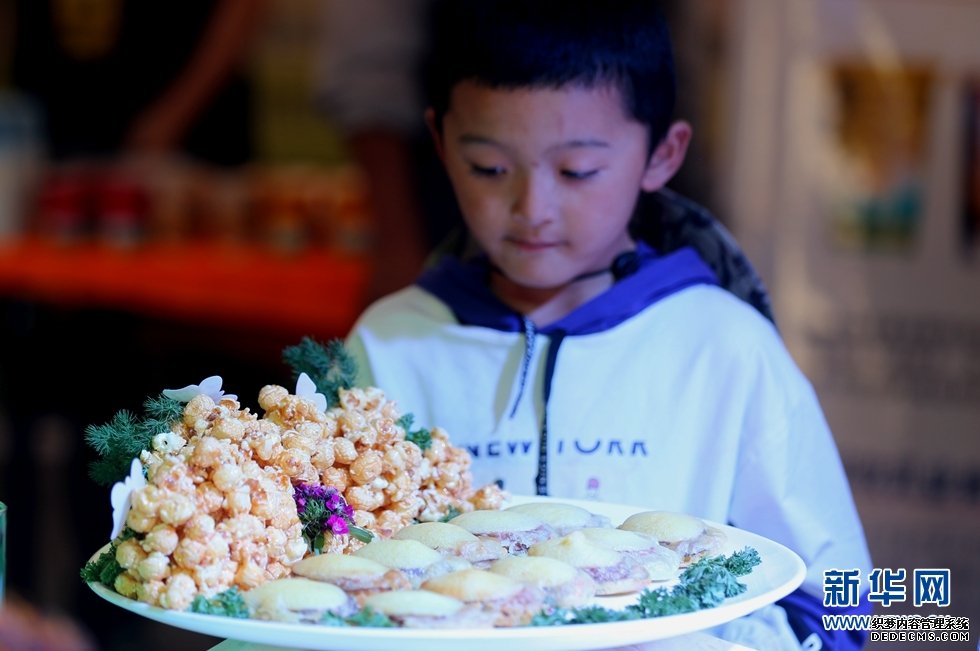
347,225,872,649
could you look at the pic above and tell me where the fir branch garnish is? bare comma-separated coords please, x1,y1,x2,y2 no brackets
320,607,395,628
282,337,357,409
85,395,184,486
80,529,137,586
294,482,374,552
531,547,761,625
142,395,186,434
189,587,250,618
396,414,432,451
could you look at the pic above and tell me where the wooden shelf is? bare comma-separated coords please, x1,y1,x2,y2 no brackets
0,239,370,337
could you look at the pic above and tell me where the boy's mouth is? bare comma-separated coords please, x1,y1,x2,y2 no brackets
507,237,560,252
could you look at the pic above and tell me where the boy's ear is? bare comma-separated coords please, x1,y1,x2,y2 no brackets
425,108,446,163
640,121,692,192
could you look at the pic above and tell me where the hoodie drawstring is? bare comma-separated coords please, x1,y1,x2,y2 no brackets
535,329,566,496
508,316,537,418
506,316,565,496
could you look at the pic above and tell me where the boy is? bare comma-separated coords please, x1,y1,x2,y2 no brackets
346,1,872,648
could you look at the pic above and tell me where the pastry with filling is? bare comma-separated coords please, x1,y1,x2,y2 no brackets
577,526,680,581
489,555,596,608
242,577,354,623
528,530,648,595
353,538,470,587
393,521,507,567
362,589,496,628
291,552,412,604
505,501,611,535
618,511,726,566
422,568,545,627
449,509,556,555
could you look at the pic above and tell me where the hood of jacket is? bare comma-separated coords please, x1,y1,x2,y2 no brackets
416,241,717,335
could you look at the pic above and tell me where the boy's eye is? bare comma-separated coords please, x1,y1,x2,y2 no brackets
560,169,599,180
469,163,507,177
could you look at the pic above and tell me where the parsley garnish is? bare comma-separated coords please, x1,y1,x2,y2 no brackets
531,547,762,625
282,337,357,409
80,547,124,587
438,506,463,523
720,547,762,576
189,587,250,618
631,547,761,616
531,605,641,626
80,529,137,586
320,607,395,628
396,414,432,451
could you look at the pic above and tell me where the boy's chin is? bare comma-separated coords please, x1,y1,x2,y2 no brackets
491,267,602,294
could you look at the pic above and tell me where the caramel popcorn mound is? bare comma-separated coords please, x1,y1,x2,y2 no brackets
114,387,505,608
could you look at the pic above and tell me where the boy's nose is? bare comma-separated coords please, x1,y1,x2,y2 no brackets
511,173,554,226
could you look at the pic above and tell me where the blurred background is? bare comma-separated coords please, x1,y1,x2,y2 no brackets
0,1,976,650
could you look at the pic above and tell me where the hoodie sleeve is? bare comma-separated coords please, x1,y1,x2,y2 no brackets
727,334,873,649
779,588,872,650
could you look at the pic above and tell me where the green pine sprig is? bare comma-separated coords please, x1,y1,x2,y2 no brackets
85,395,185,486
143,394,186,433
282,337,358,409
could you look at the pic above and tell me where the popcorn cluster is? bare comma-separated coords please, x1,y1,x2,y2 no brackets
111,381,505,609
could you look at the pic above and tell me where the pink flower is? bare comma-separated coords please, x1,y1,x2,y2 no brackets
326,514,349,536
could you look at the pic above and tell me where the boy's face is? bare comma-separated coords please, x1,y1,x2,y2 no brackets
434,82,668,292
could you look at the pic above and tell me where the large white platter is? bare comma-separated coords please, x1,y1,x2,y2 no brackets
89,496,806,651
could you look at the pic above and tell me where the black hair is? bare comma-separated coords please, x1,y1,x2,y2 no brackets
423,0,678,150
